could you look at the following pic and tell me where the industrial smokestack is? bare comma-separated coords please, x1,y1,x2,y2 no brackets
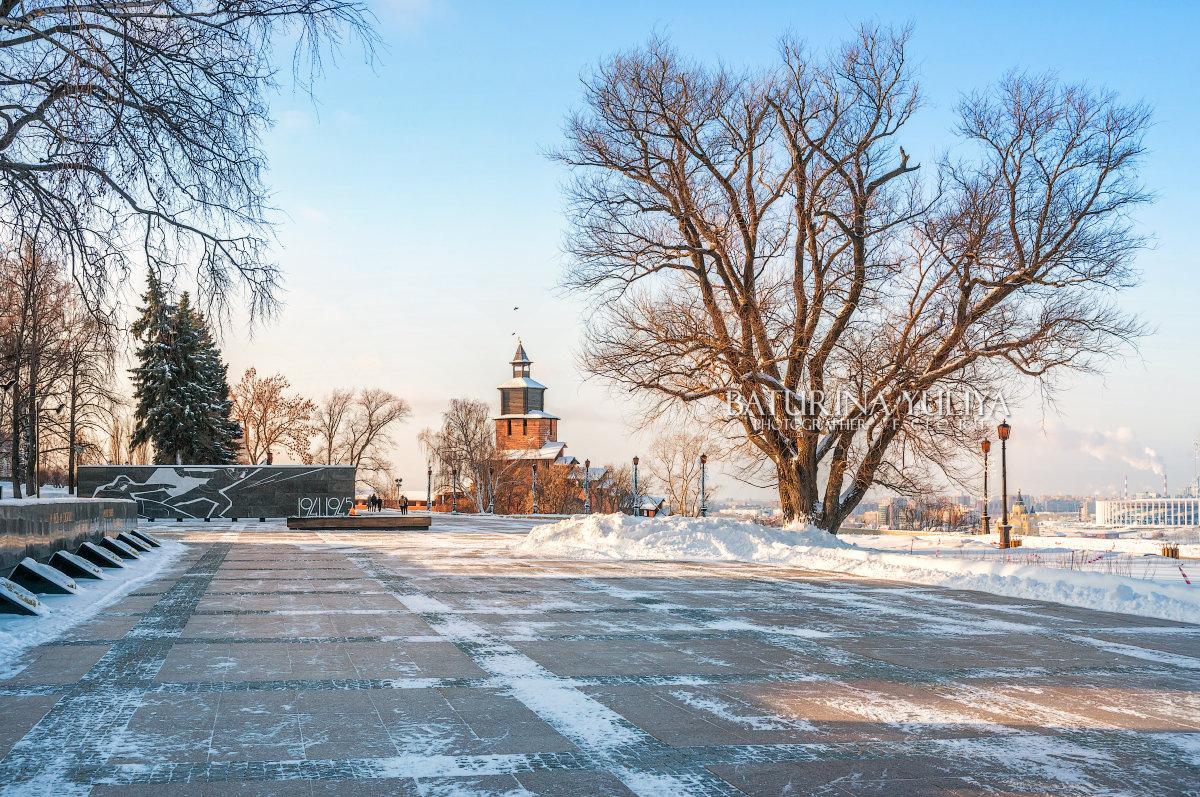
1124,474,1128,500
1164,473,1168,497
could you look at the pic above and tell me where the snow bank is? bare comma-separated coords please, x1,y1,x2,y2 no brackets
0,539,186,679
514,515,1200,624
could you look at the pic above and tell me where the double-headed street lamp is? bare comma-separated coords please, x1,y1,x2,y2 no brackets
427,466,432,514
700,453,708,517
394,478,402,510
981,439,991,535
997,420,1012,549
451,468,459,514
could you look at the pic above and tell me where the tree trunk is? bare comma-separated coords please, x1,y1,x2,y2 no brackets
25,371,35,496
777,461,845,534
9,383,22,499
68,360,78,495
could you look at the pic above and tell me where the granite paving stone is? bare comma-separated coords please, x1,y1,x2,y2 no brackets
0,519,1195,796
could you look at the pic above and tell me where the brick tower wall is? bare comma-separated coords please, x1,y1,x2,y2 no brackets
496,418,557,451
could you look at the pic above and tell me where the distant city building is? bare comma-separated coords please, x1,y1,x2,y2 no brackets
1008,490,1039,536
1095,497,1200,526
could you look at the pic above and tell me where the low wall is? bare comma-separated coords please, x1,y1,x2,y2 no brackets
0,499,138,571
77,465,355,520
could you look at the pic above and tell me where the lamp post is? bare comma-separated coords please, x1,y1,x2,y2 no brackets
699,453,708,517
583,458,591,514
451,468,458,514
632,456,639,517
427,466,432,514
487,467,494,515
394,478,402,511
997,420,1012,549
34,400,64,498
531,462,538,515
981,440,991,536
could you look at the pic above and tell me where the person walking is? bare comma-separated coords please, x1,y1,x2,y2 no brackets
401,495,409,515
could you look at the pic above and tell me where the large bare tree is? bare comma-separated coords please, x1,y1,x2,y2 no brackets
0,0,374,317
231,368,316,464
311,387,411,487
557,27,1149,532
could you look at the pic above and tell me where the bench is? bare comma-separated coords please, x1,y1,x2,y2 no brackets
285,515,432,531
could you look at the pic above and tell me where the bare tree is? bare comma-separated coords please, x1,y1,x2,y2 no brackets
231,368,316,464
420,398,530,513
311,388,410,487
0,0,376,319
311,389,354,465
557,27,1149,532
648,429,717,517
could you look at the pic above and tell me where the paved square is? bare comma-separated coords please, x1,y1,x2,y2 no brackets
1,520,1197,795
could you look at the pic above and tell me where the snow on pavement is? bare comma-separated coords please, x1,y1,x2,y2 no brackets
513,514,1200,624
0,539,185,679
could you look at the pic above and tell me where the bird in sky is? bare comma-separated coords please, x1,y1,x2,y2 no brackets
513,306,519,310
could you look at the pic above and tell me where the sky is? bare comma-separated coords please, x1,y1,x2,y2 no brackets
198,0,1199,500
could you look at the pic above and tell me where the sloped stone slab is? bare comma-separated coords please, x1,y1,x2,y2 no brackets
130,529,163,548
0,577,45,615
100,536,140,560
49,550,105,580
77,541,126,569
117,532,152,553
8,558,78,595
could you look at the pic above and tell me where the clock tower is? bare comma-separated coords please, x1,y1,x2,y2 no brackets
495,341,560,451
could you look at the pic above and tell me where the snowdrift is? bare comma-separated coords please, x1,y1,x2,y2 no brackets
514,514,1200,624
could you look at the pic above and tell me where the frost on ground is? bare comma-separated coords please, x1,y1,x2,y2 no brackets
0,539,185,679
514,514,1200,623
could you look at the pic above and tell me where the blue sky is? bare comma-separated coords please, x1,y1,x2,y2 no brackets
216,0,1200,498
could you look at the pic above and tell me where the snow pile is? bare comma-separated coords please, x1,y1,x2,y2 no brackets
514,514,1200,623
0,538,185,679
516,513,846,561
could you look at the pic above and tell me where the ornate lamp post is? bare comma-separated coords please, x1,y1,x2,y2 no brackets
583,458,591,514
487,466,494,514
997,420,1012,549
451,467,458,514
531,462,538,515
394,478,402,511
699,453,708,517
981,440,991,535
632,456,639,517
427,466,432,514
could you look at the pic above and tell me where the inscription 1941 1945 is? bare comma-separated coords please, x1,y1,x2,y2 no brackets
77,465,355,520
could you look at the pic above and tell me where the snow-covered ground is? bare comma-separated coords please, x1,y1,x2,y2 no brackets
514,514,1200,624
0,539,185,679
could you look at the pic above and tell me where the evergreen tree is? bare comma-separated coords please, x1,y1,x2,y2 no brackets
130,274,242,465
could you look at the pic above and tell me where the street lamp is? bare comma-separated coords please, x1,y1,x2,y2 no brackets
583,458,591,514
394,478,402,511
451,468,458,514
981,440,991,536
997,420,1012,549
427,466,432,514
700,453,708,517
632,456,639,517
487,466,494,515
34,400,65,498
531,462,538,515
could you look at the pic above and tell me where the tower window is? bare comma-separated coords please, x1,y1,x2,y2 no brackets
507,420,512,435
522,419,528,434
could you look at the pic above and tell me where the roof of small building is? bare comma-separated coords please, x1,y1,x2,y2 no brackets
498,441,568,460
497,376,547,391
495,410,561,421
511,340,532,364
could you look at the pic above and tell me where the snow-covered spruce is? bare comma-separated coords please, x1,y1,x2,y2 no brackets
513,514,1200,624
